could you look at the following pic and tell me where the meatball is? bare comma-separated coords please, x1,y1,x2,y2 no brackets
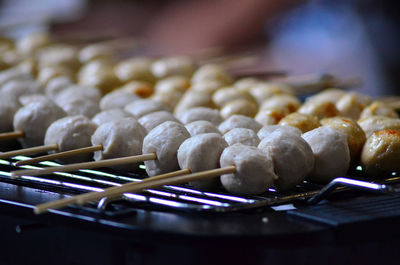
305,88,345,104
249,82,294,105
151,91,183,110
91,118,146,171
36,44,79,70
185,120,221,136
260,94,300,113
0,92,21,132
91,108,131,126
14,99,66,148
138,111,180,133
177,133,228,190
234,77,262,92
258,132,314,190
359,101,398,120
223,128,260,147
44,76,73,100
279,112,321,133
0,66,33,86
119,81,154,98
16,32,51,56
361,130,400,177
336,92,371,120
190,80,223,94
151,56,195,79
220,99,258,119
218,115,262,134
19,94,48,105
302,126,350,183
143,121,190,176
220,144,276,195
173,90,213,115
257,125,302,140
99,90,139,110
55,85,102,104
212,87,255,108
255,108,288,126
44,115,97,163
298,100,339,120
58,97,100,118
1,80,42,100
191,64,233,85
321,117,366,163
358,116,400,138
154,76,189,94
124,99,169,118
114,57,155,83
176,107,222,126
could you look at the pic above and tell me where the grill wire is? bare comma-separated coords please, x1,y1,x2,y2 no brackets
0,155,399,214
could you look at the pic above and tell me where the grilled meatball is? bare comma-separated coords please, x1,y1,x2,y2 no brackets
119,81,154,98
358,116,400,138
321,117,366,163
302,126,350,183
220,99,258,119
154,76,189,94
218,115,262,134
185,120,221,136
336,92,371,120
124,99,169,118
255,108,288,126
91,118,146,171
305,88,345,104
176,107,222,126
260,94,300,113
143,121,190,176
91,108,131,126
14,99,66,148
190,80,223,94
223,128,260,147
359,102,398,120
138,111,180,133
258,132,314,190
44,115,97,163
99,90,139,110
249,82,294,105
178,133,228,190
298,100,339,120
151,56,195,79
361,130,400,177
234,77,262,92
257,125,302,140
44,76,74,100
220,144,276,195
0,92,21,132
191,64,233,85
1,80,42,100
279,112,321,133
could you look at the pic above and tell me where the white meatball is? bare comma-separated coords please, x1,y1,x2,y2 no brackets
173,90,213,115
0,92,21,132
298,100,339,120
361,129,400,177
45,76,74,100
138,111,180,133
58,97,100,118
44,115,97,163
223,128,260,147
176,107,223,126
91,108,131,126
151,56,195,79
258,132,314,190
91,118,146,171
115,57,154,83
178,133,228,189
302,126,350,183
124,99,169,118
305,88,345,104
154,76,189,94
358,116,400,138
220,144,276,195
14,100,66,148
218,115,262,134
1,80,42,100
55,85,102,104
359,102,398,120
19,94,48,105
99,90,140,110
0,66,33,86
143,121,190,176
185,120,221,136
336,92,371,120
191,64,233,85
257,125,301,140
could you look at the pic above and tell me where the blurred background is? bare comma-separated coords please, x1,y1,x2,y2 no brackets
0,0,399,96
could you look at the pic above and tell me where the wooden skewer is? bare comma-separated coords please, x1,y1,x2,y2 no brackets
11,153,157,178
34,166,235,214
0,144,58,159
16,145,104,166
0,131,24,141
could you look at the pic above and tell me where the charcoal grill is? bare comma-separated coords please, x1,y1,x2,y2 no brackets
1,153,400,265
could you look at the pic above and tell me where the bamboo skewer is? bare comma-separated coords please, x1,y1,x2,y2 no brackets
15,145,104,166
0,144,58,159
0,131,24,141
33,166,235,214
11,153,157,178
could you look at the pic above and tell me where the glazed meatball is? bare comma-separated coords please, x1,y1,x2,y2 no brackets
220,144,276,195
321,117,366,163
185,120,221,136
358,116,400,138
138,111,180,133
124,99,169,118
279,112,321,133
255,108,288,126
1,80,42,100
14,99,66,148
44,115,97,163
176,107,223,126
302,126,350,183
257,125,302,140
218,115,262,134
359,102,398,120
258,132,314,190
361,130,400,177
298,100,339,120
0,93,21,132
178,133,228,189
91,108,132,126
336,92,371,120
220,99,258,119
223,128,260,147
91,118,146,171
143,121,190,176
99,90,140,110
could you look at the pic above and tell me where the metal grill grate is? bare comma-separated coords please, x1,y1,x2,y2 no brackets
0,155,399,213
